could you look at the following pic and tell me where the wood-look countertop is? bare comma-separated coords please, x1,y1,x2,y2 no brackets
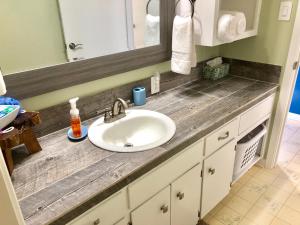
11,76,278,225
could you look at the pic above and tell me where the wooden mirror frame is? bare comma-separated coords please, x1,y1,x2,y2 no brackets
5,0,174,100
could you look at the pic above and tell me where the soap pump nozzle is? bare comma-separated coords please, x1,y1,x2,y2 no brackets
69,97,79,117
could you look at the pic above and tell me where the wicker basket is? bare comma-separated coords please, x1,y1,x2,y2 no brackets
203,63,230,80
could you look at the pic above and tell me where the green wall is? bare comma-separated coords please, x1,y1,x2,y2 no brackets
221,0,298,67
0,0,66,74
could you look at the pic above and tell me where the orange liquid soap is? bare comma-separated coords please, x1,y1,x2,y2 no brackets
71,117,82,138
69,97,82,139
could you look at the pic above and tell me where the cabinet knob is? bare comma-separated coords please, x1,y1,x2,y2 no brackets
208,168,216,175
218,131,229,141
160,204,169,213
177,192,185,200
93,218,100,225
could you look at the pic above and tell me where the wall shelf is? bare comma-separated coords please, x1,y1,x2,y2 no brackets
195,0,262,46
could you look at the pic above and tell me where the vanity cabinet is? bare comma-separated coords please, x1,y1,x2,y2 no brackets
171,164,202,225
201,140,236,218
65,95,276,225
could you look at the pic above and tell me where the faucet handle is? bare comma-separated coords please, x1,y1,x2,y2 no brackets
126,100,136,108
104,109,112,122
96,108,111,116
96,108,112,123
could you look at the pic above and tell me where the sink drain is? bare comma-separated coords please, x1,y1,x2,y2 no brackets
124,143,134,147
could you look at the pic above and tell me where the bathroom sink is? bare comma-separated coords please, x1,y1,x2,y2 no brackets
88,109,176,152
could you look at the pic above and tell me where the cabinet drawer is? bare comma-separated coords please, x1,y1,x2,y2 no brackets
67,190,127,225
239,94,275,134
205,119,238,156
131,186,171,225
128,139,203,209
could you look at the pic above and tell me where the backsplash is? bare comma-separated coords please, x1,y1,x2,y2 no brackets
34,64,203,137
224,58,282,83
34,58,281,137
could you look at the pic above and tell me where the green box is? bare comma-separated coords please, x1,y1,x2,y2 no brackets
203,63,230,80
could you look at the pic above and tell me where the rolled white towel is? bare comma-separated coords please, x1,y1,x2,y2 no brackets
218,14,236,42
225,11,247,35
0,68,7,96
235,13,247,34
218,11,247,42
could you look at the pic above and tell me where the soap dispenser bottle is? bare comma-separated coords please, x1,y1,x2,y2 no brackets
69,97,82,138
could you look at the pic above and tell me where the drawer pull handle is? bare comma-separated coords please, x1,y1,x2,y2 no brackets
160,205,169,213
208,168,216,175
218,131,229,141
94,218,100,225
177,192,185,200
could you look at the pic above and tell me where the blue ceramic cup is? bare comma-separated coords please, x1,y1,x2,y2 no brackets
133,87,146,106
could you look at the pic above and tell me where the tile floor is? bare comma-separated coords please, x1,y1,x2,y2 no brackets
203,113,300,225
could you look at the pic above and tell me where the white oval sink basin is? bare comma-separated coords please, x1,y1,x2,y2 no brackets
88,109,176,152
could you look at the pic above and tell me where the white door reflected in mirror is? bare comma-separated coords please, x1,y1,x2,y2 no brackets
59,0,161,62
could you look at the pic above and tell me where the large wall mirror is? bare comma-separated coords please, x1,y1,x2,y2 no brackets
2,0,173,99
60,0,160,62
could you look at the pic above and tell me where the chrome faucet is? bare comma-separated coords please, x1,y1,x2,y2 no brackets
112,98,128,117
100,98,129,123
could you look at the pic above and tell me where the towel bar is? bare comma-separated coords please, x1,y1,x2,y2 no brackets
175,0,197,18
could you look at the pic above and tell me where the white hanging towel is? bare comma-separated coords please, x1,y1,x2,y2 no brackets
145,14,160,47
176,0,201,40
171,15,196,75
0,68,7,96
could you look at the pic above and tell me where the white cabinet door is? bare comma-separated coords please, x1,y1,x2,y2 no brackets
131,186,170,225
201,140,236,218
171,164,202,225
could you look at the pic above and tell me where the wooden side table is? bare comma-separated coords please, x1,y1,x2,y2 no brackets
0,112,42,175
